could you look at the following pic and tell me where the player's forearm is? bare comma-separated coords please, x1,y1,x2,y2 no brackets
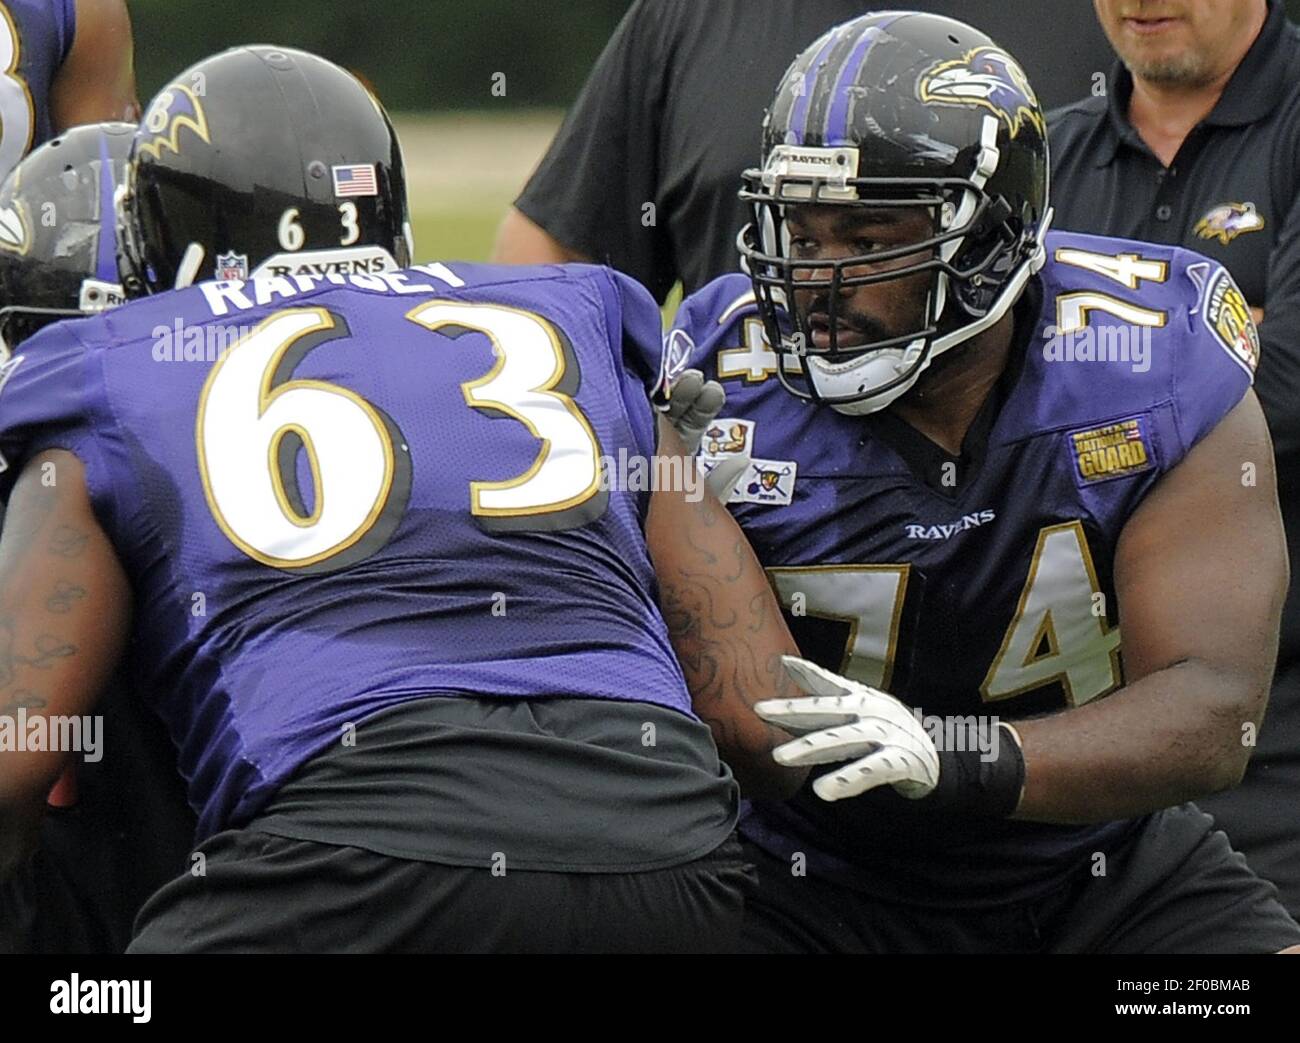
1010,660,1265,824
0,452,131,806
647,422,808,800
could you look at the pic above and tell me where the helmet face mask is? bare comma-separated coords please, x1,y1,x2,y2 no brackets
737,13,1051,415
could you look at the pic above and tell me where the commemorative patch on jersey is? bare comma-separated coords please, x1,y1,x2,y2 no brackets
700,417,754,457
1068,416,1155,485
1201,267,1259,377
734,458,797,506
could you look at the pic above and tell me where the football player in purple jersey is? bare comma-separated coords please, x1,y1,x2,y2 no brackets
0,48,805,953
664,11,1300,952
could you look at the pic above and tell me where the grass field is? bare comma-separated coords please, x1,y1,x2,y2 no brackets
393,110,562,264
391,111,684,320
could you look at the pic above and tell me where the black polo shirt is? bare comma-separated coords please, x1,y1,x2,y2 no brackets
1049,1,1300,309
1049,0,1300,916
517,0,1112,303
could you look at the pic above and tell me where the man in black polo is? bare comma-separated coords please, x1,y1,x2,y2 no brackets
493,0,1112,303
1050,0,1300,916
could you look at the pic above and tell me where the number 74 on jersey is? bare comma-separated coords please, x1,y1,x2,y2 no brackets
767,521,1123,708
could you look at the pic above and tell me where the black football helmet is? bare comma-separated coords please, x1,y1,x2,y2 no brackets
118,45,412,297
738,12,1051,414
0,122,133,353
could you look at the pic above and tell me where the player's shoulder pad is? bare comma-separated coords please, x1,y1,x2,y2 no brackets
667,273,761,369
1028,229,1256,458
535,263,666,398
1041,228,1259,383
590,264,665,397
0,317,93,480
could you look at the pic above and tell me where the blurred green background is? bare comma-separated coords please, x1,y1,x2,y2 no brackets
128,1,634,264
125,0,1300,266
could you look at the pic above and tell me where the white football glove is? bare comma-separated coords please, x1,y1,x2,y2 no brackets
662,369,725,455
755,655,940,803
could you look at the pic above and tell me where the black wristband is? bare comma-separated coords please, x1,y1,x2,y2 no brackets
925,722,1025,818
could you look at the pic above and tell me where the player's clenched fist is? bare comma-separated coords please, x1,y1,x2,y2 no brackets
662,369,725,454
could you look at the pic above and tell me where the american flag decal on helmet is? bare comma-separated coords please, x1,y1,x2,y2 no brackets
332,164,378,198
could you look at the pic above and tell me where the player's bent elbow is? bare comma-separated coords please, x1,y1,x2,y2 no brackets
1199,696,1266,796
1199,757,1249,800
491,208,589,265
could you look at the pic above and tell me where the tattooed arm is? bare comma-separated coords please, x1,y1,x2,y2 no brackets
0,450,131,877
646,417,808,800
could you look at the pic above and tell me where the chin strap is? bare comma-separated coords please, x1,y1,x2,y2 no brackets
175,243,205,289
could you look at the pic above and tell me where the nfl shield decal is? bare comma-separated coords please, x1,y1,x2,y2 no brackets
215,252,248,281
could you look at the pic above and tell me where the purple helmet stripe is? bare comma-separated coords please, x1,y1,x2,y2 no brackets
95,131,118,286
788,28,842,146
824,15,901,144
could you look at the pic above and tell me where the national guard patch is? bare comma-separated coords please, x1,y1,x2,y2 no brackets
1068,416,1155,485
1201,267,1259,377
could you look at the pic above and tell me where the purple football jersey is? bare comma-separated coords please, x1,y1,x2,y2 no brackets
0,0,76,179
0,262,689,838
666,229,1257,902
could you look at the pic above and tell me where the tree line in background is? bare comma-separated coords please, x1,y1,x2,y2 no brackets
128,0,633,110
128,0,1300,112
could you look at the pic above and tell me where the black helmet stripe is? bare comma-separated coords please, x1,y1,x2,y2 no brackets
800,23,866,146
